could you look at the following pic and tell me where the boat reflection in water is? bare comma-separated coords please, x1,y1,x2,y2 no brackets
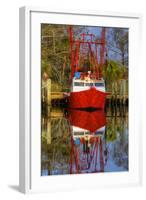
41,107,128,176
68,109,106,174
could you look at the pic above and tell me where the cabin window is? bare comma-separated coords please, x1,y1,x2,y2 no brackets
95,83,104,87
95,131,103,135
84,131,90,135
85,83,94,86
74,132,84,135
74,82,84,86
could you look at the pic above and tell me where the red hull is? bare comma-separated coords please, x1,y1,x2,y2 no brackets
68,109,106,132
69,87,106,109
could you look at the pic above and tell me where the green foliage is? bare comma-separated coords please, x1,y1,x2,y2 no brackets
103,60,126,82
41,113,71,159
102,60,127,94
41,24,71,91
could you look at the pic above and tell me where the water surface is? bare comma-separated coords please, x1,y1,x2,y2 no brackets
41,106,128,175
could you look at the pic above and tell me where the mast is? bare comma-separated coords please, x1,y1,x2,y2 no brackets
69,26,106,80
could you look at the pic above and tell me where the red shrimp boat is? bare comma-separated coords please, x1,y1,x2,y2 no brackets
68,109,106,173
69,76,106,109
68,109,106,133
68,27,106,110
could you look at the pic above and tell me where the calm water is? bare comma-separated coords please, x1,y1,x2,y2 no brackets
41,106,128,176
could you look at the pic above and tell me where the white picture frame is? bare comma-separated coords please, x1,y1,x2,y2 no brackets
19,6,143,194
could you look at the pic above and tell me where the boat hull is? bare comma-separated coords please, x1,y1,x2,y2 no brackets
68,109,106,132
69,87,106,109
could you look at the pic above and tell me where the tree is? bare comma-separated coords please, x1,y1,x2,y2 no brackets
41,24,70,91
112,28,128,65
103,60,126,94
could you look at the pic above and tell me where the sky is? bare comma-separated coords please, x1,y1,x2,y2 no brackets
73,25,128,66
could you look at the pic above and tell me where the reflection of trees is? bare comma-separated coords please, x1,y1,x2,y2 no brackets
105,106,128,170
113,115,128,170
41,114,71,175
112,133,128,170
106,117,117,142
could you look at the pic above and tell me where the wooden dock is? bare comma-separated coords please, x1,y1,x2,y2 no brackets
51,92,128,100
51,92,65,100
50,92,128,107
